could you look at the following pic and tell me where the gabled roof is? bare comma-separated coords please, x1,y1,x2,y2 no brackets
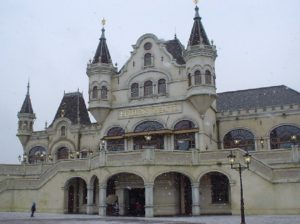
165,36,186,65
217,85,300,112
19,83,34,114
92,28,112,64
188,5,210,46
51,92,91,126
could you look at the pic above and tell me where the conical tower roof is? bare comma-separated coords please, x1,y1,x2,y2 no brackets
188,5,210,46
92,19,112,64
19,82,34,114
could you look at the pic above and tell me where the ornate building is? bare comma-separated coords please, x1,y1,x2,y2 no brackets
0,4,300,217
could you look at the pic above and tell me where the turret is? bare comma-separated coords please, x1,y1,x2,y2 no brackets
183,3,217,115
17,82,36,147
87,19,116,123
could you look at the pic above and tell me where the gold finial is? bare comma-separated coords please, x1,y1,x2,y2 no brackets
193,0,199,5
101,18,106,27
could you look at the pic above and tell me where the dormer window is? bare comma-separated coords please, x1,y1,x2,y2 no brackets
194,70,202,85
92,86,98,99
144,53,152,67
144,80,153,97
131,83,139,98
158,79,166,95
100,86,108,99
61,126,66,137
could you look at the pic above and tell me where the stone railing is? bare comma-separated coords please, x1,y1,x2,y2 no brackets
1,148,300,193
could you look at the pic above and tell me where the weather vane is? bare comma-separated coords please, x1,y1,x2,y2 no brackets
193,0,199,5
101,18,106,27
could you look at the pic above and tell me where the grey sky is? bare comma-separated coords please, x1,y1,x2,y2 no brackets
0,0,299,164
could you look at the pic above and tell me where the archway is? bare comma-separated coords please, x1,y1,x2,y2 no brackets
64,177,87,214
199,172,231,215
106,172,145,216
154,172,192,216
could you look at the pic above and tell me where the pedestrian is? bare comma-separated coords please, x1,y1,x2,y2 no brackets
30,202,36,217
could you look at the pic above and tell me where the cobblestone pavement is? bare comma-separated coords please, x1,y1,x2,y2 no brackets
0,212,300,224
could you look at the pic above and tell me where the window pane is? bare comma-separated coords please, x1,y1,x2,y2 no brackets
223,129,255,151
144,80,153,96
101,86,108,99
144,53,152,66
131,83,139,98
205,70,212,84
194,70,201,85
270,125,300,149
158,79,166,94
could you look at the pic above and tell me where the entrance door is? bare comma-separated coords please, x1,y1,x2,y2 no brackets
68,185,74,213
126,188,145,216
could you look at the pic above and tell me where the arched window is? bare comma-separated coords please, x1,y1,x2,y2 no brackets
144,53,152,66
223,129,255,151
57,147,69,160
131,83,139,98
144,80,153,97
100,86,108,99
158,79,166,95
61,126,66,137
270,125,300,149
106,127,125,151
194,70,202,85
92,86,98,99
174,120,196,150
187,73,191,87
205,70,212,85
133,121,164,150
28,146,47,164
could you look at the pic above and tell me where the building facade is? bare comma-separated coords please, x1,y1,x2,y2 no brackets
0,5,300,217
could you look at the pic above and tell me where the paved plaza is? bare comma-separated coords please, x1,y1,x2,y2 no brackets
0,212,300,224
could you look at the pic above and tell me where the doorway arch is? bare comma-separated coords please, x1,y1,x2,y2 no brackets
106,172,145,216
64,177,87,214
154,172,192,216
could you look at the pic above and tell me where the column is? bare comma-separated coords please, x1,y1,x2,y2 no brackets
192,183,200,216
86,185,94,214
98,184,107,216
145,183,154,217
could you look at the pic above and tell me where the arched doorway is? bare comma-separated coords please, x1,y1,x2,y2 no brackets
200,172,231,215
65,177,87,214
106,173,145,216
154,172,192,216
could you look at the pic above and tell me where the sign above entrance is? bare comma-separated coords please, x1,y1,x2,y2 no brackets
119,103,182,119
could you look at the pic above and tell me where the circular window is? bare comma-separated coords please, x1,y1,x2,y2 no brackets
144,42,152,50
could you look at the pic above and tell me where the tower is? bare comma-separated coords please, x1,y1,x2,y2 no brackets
87,19,116,123
183,3,217,115
17,82,35,147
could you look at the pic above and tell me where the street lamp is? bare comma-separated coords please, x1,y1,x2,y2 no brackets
100,140,106,151
144,134,152,141
227,150,252,224
291,135,297,146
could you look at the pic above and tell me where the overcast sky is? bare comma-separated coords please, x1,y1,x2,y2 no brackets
0,0,300,164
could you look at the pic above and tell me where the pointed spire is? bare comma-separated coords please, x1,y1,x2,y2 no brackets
20,82,34,114
188,2,210,46
92,18,112,64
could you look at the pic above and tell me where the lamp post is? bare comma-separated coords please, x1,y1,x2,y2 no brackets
227,150,252,224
